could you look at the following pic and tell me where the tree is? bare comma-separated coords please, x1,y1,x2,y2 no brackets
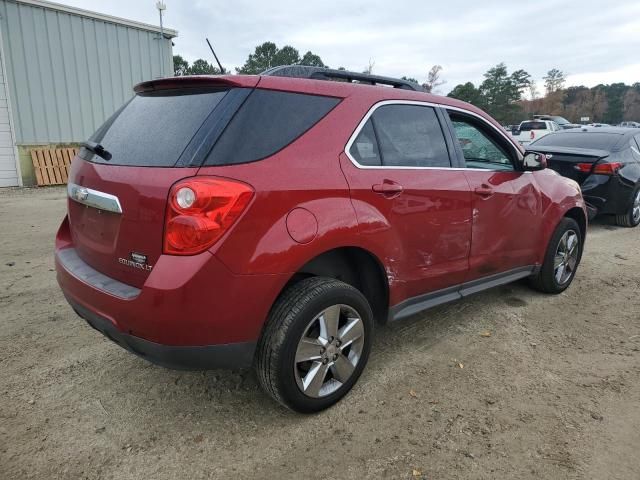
510,69,532,96
300,51,325,67
236,42,325,74
401,76,419,85
423,65,445,93
602,82,628,124
543,68,566,95
447,82,484,106
363,59,375,74
188,59,221,75
173,55,189,76
623,87,640,121
478,63,529,123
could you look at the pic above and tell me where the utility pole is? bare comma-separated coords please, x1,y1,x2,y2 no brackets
156,1,166,77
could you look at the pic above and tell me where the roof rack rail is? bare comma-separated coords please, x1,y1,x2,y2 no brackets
261,65,423,92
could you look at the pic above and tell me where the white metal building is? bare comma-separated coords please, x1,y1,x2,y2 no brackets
0,0,177,186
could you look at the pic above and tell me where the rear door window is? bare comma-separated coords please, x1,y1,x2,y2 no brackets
368,104,450,168
204,90,340,166
88,90,229,167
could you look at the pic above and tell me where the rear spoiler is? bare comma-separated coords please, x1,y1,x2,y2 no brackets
529,145,610,160
134,75,260,93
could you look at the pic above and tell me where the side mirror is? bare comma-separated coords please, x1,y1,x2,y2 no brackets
522,151,547,171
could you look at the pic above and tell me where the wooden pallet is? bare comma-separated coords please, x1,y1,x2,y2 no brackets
31,147,78,186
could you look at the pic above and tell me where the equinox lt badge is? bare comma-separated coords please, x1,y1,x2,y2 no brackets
118,253,153,271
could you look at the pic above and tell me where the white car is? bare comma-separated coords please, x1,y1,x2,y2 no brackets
512,120,561,146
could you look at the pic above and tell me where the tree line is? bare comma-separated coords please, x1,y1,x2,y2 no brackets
174,43,639,125
448,64,640,125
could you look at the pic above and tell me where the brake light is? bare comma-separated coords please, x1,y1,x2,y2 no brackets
574,162,622,175
164,177,254,255
530,131,535,140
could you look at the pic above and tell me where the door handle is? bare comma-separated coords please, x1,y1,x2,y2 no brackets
372,182,404,197
474,185,494,197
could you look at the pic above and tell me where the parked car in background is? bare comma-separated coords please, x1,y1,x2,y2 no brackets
588,123,611,128
619,121,640,128
55,66,587,412
512,119,562,146
531,127,640,226
534,114,580,130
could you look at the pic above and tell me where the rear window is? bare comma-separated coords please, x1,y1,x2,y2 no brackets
532,132,622,150
87,90,229,167
519,121,548,131
204,89,340,166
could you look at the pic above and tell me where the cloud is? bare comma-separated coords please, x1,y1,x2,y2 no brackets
61,0,640,91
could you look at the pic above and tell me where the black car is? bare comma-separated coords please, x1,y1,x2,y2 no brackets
530,127,640,226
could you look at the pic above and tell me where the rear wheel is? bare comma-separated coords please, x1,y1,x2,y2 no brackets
530,217,582,294
616,187,640,227
255,277,373,413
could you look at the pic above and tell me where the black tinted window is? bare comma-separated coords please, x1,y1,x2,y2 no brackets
205,90,339,166
532,132,621,150
519,121,548,131
371,105,449,167
89,90,228,167
349,119,381,166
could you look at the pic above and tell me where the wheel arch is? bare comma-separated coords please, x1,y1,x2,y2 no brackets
278,246,390,324
564,206,587,245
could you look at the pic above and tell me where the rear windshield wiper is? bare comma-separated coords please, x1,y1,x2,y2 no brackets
81,141,112,161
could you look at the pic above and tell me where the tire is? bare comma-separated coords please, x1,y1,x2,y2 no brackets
529,217,582,294
615,187,640,228
255,277,374,413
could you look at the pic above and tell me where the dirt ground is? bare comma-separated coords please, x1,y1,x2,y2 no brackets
1,186,639,480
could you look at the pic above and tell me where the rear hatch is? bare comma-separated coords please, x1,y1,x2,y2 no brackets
530,146,609,184
67,76,258,288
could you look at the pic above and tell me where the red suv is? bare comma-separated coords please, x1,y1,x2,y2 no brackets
55,67,587,412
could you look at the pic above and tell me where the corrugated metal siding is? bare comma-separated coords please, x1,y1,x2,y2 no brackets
0,41,19,186
0,0,173,144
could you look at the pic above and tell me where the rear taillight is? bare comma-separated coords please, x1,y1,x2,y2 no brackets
530,131,535,140
574,162,622,175
163,177,254,255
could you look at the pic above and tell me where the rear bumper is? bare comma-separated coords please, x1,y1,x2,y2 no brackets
55,216,290,369
581,175,635,217
68,297,256,369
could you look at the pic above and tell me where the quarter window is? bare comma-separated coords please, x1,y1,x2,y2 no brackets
370,105,450,168
349,119,381,166
449,114,514,171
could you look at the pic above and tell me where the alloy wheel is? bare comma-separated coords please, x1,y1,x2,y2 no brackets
632,190,640,224
553,229,579,285
294,304,365,398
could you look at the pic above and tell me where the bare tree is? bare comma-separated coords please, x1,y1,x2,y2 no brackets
528,80,540,100
423,65,445,93
363,58,375,75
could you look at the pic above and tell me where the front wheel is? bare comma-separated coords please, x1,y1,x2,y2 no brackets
616,187,640,227
530,217,583,294
255,277,373,413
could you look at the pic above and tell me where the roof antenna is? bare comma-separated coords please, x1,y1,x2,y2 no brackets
206,38,225,74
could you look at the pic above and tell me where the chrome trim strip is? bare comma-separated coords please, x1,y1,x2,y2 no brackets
343,99,523,172
67,182,123,214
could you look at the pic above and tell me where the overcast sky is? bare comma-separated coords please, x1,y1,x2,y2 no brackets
64,0,640,93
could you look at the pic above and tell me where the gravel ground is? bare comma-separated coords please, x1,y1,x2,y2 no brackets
1,186,639,480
